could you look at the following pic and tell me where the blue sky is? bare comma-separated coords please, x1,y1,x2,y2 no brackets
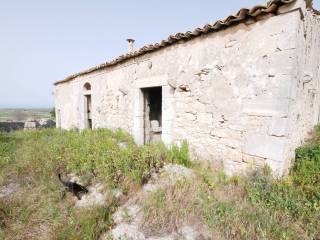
0,0,319,108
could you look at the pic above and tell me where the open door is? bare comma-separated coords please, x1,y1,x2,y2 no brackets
85,94,92,129
83,82,92,129
142,87,162,143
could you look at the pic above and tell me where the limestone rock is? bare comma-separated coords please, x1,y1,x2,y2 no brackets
113,204,141,224
67,173,83,185
178,226,207,240
0,183,20,198
268,117,288,137
76,183,108,208
143,182,160,193
112,189,124,200
111,224,146,240
243,133,287,161
146,233,181,240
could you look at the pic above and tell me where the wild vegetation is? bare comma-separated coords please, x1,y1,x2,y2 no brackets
0,129,190,239
0,127,319,239
142,127,320,240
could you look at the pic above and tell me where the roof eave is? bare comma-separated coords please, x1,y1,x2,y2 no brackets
54,0,296,86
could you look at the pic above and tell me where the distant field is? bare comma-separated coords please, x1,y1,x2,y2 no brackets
0,108,52,122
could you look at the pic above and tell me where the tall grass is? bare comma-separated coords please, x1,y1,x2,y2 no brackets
0,128,192,240
1,127,319,239
141,126,320,240
3,128,191,188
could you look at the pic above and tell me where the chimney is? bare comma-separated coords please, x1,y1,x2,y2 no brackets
126,38,135,53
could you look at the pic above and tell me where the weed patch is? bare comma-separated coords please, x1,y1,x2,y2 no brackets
0,128,193,239
1,127,319,239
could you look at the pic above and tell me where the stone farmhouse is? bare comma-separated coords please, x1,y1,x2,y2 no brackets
54,0,320,176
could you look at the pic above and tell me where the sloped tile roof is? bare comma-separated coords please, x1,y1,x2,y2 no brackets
54,0,296,85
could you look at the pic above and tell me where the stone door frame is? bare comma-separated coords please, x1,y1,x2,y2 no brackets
133,75,175,145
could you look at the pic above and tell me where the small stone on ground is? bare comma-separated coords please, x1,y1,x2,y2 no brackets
0,183,20,198
76,183,108,208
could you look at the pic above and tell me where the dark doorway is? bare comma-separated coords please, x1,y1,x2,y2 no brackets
85,95,92,129
142,87,162,143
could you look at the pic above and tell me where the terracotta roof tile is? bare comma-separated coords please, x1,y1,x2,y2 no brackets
54,0,296,85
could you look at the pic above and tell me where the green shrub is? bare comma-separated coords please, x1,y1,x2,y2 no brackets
167,140,192,167
245,126,320,238
1,129,195,189
294,144,320,199
0,132,16,164
201,189,306,240
1,129,171,189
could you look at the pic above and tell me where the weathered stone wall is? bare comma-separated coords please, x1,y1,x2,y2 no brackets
54,1,318,175
284,9,320,173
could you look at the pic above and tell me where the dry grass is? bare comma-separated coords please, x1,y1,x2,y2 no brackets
140,176,209,237
138,163,319,240
0,129,192,240
1,127,319,239
0,175,114,240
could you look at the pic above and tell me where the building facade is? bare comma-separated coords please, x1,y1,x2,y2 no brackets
54,0,320,176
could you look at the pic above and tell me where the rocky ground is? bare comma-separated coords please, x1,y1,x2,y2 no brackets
100,164,209,240
0,182,20,199
58,164,210,240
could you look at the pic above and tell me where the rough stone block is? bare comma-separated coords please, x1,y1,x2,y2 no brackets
192,101,207,113
185,113,197,121
268,51,296,75
268,117,288,137
223,160,248,176
136,75,168,88
266,158,284,176
220,138,242,149
243,133,287,161
197,113,212,124
224,148,243,163
242,98,290,117
210,128,229,138
269,75,293,98
242,153,266,166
